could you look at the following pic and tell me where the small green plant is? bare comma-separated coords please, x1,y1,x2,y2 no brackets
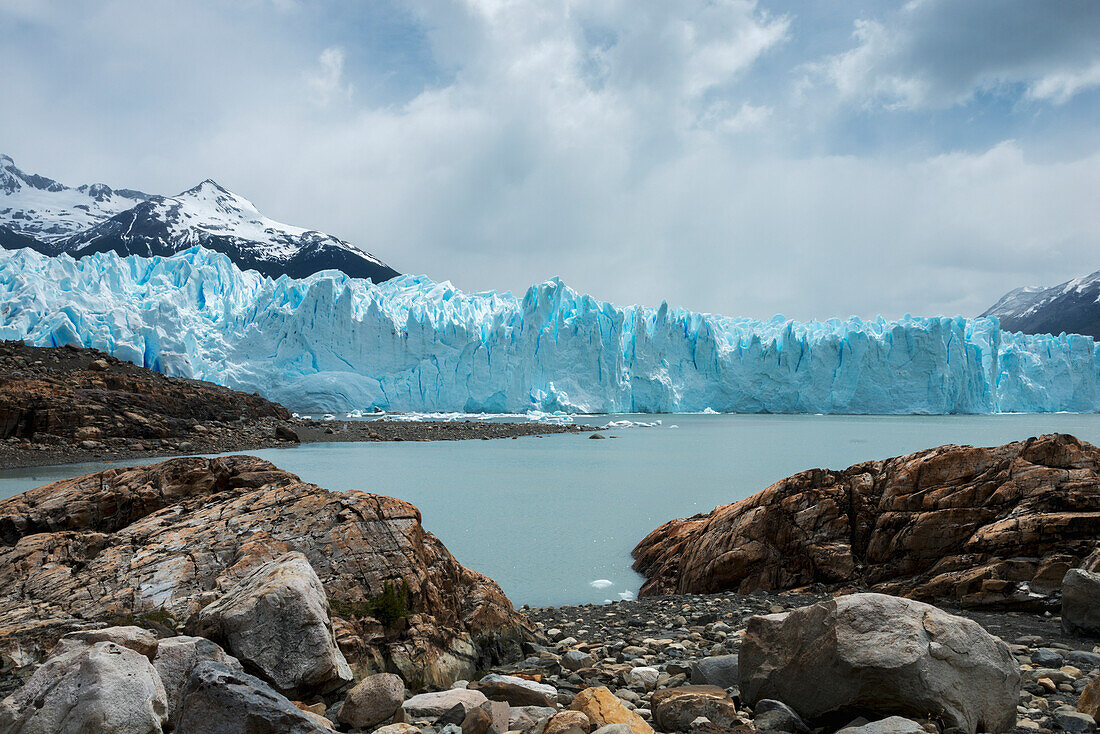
330,579,410,629
368,579,410,628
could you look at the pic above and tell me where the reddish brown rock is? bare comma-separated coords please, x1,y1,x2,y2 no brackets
0,455,529,692
633,433,1100,606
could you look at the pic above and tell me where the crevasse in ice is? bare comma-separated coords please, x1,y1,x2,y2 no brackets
1,246,1097,414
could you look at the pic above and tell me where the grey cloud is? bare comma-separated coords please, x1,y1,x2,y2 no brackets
816,0,1100,107
1,0,1098,324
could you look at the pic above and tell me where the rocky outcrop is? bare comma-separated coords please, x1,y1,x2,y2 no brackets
0,340,287,444
739,594,1020,734
633,433,1100,607
0,455,528,692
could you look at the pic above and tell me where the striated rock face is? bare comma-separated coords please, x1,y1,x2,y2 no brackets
0,455,528,691
633,433,1100,607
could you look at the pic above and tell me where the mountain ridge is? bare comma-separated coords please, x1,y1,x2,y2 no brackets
982,270,1100,339
0,154,399,283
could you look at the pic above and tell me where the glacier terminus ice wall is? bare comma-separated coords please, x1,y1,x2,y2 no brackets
1,246,1098,414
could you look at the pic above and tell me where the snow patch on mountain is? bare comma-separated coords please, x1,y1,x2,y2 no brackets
0,154,149,245
0,154,398,282
2,246,1097,414
983,270,1100,340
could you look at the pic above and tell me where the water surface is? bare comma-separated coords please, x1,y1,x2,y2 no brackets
3,413,1099,606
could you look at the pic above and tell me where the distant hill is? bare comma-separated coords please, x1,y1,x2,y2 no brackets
0,154,399,283
982,270,1100,339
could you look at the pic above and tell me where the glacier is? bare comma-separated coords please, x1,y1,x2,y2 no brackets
1,246,1098,414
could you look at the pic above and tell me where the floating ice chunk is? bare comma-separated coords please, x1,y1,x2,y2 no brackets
618,590,636,601
590,579,614,589
603,419,660,428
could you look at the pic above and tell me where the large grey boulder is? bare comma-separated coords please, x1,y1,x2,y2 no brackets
152,635,243,727
690,655,739,689
338,672,406,729
404,688,489,719
0,641,168,734
1062,568,1100,637
175,661,337,734
192,551,352,695
739,593,1019,734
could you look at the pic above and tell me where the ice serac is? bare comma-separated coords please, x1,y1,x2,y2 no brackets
1,246,1098,414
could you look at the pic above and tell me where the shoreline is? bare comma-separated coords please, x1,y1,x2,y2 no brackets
0,416,592,471
506,589,1099,732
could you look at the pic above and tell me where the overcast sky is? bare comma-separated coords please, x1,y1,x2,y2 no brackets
2,0,1098,320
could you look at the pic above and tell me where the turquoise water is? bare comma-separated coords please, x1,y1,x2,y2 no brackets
3,414,1100,606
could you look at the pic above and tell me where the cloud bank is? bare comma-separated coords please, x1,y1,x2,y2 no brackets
1,0,1098,320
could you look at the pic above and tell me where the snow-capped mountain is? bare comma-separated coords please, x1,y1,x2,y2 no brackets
982,270,1100,339
0,154,399,283
0,154,150,250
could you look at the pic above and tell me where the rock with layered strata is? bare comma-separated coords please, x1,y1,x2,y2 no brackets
470,673,557,707
403,688,489,719
0,455,528,691
633,434,1100,607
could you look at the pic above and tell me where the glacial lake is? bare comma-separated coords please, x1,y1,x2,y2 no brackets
3,413,1100,607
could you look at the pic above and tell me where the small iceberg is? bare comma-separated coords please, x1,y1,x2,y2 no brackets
589,579,614,589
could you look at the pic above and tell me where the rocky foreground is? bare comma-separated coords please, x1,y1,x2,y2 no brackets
633,433,1100,609
0,456,529,698
0,340,585,468
0,442,1098,734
